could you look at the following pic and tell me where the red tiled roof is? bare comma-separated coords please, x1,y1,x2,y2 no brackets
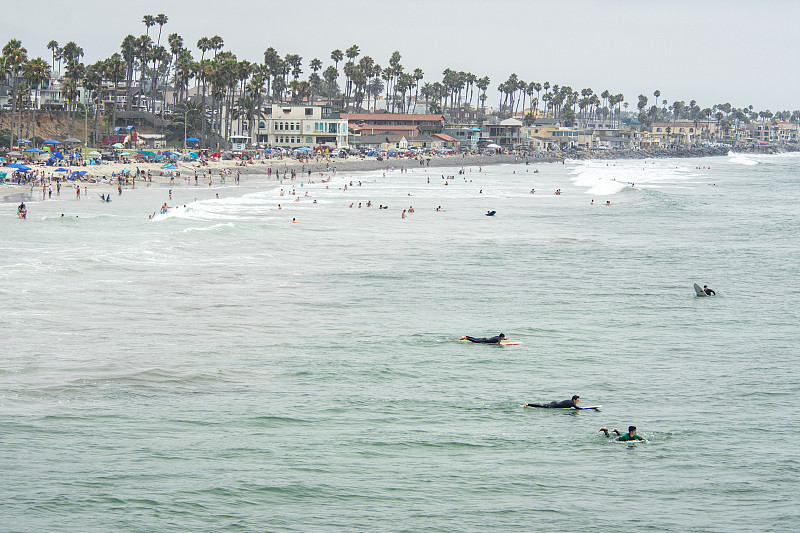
431,133,457,142
341,113,445,122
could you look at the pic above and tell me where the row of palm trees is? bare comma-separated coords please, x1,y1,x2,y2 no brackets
5,13,800,151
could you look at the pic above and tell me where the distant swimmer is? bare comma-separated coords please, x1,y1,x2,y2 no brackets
460,333,506,344
485,210,496,216
703,285,716,296
524,395,581,409
600,426,643,441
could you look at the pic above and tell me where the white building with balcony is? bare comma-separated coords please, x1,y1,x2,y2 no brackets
249,104,349,149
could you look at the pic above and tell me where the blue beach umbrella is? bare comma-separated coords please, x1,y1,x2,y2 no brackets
43,139,61,145
55,168,68,172
7,163,25,169
17,165,32,171
186,137,199,142
24,148,45,153
17,139,31,144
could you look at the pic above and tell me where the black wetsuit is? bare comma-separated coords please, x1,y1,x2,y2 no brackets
465,335,503,344
704,288,716,296
527,399,578,409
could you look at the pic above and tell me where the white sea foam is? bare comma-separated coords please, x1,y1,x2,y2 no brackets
569,160,700,195
727,153,758,166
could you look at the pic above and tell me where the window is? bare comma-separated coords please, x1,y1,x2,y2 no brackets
305,108,313,116
259,122,265,129
265,108,272,115
306,137,312,143
283,108,291,114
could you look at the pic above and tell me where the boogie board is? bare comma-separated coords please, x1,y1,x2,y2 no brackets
694,283,707,297
458,340,521,345
485,211,496,216
524,405,601,410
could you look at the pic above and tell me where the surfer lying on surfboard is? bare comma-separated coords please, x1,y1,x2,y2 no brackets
524,395,582,409
460,333,505,344
600,426,643,441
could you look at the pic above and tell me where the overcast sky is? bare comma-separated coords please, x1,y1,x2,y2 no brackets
6,0,799,112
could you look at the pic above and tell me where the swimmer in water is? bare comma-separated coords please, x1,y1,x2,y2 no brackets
460,333,506,344
600,426,643,441
524,395,581,409
703,285,716,296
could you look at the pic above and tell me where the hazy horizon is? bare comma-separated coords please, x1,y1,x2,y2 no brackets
5,0,799,112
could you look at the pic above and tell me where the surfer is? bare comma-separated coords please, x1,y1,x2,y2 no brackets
524,395,581,409
600,426,643,441
703,285,716,296
460,333,506,344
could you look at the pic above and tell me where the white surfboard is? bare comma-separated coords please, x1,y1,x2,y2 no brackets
694,283,707,297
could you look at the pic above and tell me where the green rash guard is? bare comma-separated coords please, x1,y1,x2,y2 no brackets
618,433,643,441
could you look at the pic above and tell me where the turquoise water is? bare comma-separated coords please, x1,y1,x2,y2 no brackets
2,153,799,531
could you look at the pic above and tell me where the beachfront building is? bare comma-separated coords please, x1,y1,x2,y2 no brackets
350,134,409,151
443,125,483,150
650,122,703,146
341,113,446,135
250,105,349,149
483,118,523,148
746,121,798,144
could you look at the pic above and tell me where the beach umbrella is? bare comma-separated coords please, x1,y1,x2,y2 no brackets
18,167,31,172
50,152,64,160
17,139,31,144
210,152,222,157
6,163,25,169
89,151,101,156
55,168,68,172
296,146,312,151
43,140,61,145
24,148,45,153
161,150,173,156
112,143,124,148
163,164,178,170
186,137,199,142
68,152,81,157
63,137,81,143
7,151,22,156
486,143,501,149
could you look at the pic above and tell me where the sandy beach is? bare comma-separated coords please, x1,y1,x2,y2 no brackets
2,153,535,198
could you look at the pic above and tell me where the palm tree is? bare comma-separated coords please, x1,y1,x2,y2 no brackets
210,35,224,59
63,60,84,139
154,14,168,46
105,53,126,133
412,67,424,112
330,49,343,71
46,40,59,72
120,35,137,112
323,65,338,105
3,39,28,149
142,15,155,36
476,76,490,115
135,35,152,110
85,60,106,146
22,57,50,145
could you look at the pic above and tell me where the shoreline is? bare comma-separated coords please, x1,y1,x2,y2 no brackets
3,144,796,202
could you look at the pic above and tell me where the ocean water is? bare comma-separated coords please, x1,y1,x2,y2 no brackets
1,153,798,532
